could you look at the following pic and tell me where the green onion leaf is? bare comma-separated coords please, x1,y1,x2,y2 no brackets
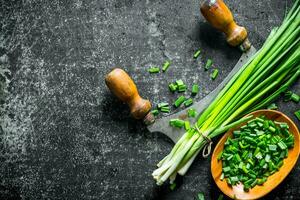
284,91,300,103
268,144,277,151
267,103,278,110
187,108,197,118
169,119,185,128
295,110,300,121
197,192,205,200
175,80,187,92
184,98,193,107
169,83,177,92
160,106,170,113
291,93,300,103
157,102,169,109
223,166,231,172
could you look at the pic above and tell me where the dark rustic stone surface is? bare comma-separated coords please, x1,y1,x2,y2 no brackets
0,0,299,199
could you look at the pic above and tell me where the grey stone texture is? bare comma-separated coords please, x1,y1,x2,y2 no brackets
0,0,299,199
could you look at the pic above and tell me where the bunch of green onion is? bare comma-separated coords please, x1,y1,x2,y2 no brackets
153,0,300,185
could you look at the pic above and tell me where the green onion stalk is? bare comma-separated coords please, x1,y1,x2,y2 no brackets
153,0,300,185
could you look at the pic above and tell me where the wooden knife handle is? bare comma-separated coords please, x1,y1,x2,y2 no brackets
200,0,251,51
105,68,153,121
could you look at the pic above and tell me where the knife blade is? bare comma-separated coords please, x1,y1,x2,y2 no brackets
147,45,257,143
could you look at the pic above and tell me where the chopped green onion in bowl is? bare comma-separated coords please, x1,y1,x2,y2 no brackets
219,115,294,191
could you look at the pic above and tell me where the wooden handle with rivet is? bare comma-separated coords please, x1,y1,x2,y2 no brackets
200,0,251,51
105,68,155,124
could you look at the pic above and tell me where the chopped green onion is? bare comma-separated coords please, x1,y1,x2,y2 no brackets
223,166,231,172
210,69,219,80
169,83,177,92
174,96,186,107
295,110,300,121
197,193,205,200
151,109,159,116
176,80,184,86
162,61,171,72
148,67,160,73
184,98,193,107
205,59,213,70
268,126,276,133
169,119,185,128
267,103,278,110
268,144,277,151
192,84,199,96
157,102,169,109
255,152,263,159
187,108,197,118
277,122,289,129
277,160,283,168
194,49,201,59
265,154,271,162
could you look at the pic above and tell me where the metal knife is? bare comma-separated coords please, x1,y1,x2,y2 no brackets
105,0,257,143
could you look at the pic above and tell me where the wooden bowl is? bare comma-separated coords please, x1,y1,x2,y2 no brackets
211,110,300,200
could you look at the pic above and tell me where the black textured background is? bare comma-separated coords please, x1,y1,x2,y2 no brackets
0,0,299,199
